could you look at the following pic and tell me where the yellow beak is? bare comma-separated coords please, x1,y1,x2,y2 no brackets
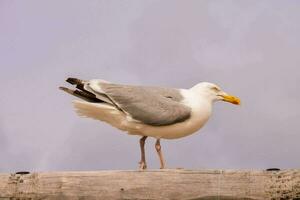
221,94,241,105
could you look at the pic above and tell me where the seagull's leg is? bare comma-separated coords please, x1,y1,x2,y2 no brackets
139,136,147,170
155,139,165,169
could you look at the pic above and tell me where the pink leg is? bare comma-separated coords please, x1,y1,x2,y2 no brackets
139,136,147,170
155,139,165,169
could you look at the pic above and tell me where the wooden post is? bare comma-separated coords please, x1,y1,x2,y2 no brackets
0,169,299,199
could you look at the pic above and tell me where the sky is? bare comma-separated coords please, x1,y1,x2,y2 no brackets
0,0,300,173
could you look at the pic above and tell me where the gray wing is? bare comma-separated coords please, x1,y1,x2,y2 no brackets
87,81,191,126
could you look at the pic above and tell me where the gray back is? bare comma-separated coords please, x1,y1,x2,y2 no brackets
97,83,191,126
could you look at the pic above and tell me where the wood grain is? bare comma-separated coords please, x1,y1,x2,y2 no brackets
0,169,299,200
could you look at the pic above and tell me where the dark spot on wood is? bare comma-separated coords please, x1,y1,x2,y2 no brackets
266,168,280,171
120,188,124,191
15,171,30,175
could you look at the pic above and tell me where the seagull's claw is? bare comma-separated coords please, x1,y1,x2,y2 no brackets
139,161,147,170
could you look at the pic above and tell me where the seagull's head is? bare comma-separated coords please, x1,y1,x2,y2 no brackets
192,82,240,105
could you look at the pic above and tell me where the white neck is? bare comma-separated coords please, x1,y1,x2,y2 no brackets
181,88,213,119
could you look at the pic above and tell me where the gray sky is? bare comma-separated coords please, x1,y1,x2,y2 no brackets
1,0,300,172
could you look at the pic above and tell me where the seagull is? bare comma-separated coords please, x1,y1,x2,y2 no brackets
60,78,240,170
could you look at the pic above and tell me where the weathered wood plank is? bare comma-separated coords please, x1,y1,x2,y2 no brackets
0,169,299,200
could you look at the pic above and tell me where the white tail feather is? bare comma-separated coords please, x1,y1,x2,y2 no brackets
72,100,128,131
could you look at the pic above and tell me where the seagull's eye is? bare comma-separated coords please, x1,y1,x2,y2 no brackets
211,86,220,92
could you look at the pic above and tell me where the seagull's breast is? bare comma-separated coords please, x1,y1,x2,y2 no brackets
127,89,212,139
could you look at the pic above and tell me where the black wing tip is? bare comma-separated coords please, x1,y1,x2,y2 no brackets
66,77,82,85
59,86,68,91
59,86,74,95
